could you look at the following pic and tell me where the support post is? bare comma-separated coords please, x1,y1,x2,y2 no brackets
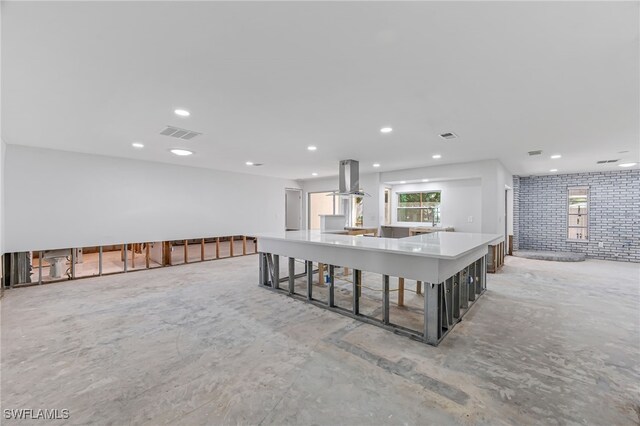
318,263,324,284
306,260,313,300
452,273,460,318
145,244,150,268
201,239,205,261
382,275,390,325
38,251,43,284
328,265,335,307
460,269,469,309
445,277,453,327
353,269,360,315
259,253,265,286
272,254,280,290
469,262,476,302
416,280,422,295
184,240,189,263
230,236,234,257
288,257,295,294
243,236,247,255
99,246,103,276
482,256,487,290
398,277,405,307
122,244,127,273
424,282,439,345
216,238,220,259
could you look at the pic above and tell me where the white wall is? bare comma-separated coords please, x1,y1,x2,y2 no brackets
381,159,512,240
299,172,380,230
390,179,482,233
4,145,299,252
1,139,5,254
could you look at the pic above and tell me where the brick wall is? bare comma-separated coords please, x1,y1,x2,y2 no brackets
514,170,640,262
513,176,520,250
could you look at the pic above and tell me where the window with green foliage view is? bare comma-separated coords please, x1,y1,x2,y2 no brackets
397,191,441,223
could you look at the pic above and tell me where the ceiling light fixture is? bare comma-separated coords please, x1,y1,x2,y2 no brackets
551,154,562,159
422,179,429,182
432,154,442,159
170,149,193,156
174,109,190,117
400,181,406,184
131,142,144,149
246,161,254,166
312,172,318,176
307,145,317,151
549,169,558,172
372,163,381,168
380,127,393,134
619,162,637,168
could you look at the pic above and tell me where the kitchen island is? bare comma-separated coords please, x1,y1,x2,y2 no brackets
257,230,501,345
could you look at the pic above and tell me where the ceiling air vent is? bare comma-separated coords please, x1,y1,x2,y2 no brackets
160,126,202,140
596,159,619,164
439,132,458,140
528,150,543,156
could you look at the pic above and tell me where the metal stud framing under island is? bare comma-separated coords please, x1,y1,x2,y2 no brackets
256,231,501,346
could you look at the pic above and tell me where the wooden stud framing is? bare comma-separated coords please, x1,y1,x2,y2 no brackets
145,243,150,269
242,236,247,256
201,239,205,261
230,236,234,257
398,277,405,307
162,241,172,266
216,238,220,259
416,280,422,295
184,240,189,263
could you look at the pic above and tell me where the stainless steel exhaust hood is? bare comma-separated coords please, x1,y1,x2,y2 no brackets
333,159,369,197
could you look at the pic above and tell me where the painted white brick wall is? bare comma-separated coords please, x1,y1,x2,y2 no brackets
514,170,640,262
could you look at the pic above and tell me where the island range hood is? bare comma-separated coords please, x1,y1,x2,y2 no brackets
334,159,370,197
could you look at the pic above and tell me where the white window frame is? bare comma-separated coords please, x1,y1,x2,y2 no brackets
396,190,441,224
567,186,589,242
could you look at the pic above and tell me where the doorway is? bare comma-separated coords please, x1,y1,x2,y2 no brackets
285,188,302,231
308,191,341,230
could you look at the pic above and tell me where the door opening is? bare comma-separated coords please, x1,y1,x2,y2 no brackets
285,188,302,231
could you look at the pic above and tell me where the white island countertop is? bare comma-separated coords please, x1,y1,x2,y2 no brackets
256,230,501,260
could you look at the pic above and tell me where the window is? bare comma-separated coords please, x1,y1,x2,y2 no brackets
397,191,441,223
567,187,588,241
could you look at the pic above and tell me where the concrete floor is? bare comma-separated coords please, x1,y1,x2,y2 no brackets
1,255,639,425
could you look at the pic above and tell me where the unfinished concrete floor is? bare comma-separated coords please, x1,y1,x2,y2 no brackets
1,255,639,425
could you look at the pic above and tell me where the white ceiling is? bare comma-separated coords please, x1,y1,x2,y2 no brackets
2,1,638,180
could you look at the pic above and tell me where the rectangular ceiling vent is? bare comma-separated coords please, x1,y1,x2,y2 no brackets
439,132,458,140
596,159,619,164
160,126,202,140
528,150,543,156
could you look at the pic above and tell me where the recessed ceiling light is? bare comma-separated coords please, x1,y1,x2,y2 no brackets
131,142,144,149
380,127,393,134
372,163,381,168
550,154,562,159
307,145,317,151
422,179,429,182
619,162,637,167
432,154,442,159
170,149,193,156
549,169,558,172
246,161,254,166
311,172,318,176
400,181,406,184
174,109,190,117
